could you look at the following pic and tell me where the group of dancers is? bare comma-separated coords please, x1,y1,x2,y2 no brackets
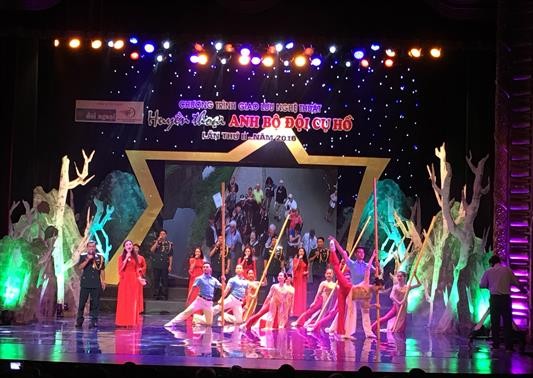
164,236,419,339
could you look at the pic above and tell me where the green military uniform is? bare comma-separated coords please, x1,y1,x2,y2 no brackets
76,252,105,327
152,240,173,300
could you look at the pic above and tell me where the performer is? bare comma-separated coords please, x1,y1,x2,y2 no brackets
330,238,381,339
209,235,230,279
292,268,335,328
188,247,205,305
133,243,147,314
372,270,421,333
116,240,143,327
309,236,329,290
292,247,309,317
264,272,293,329
150,229,174,300
75,240,106,328
262,235,285,284
164,262,222,327
480,254,527,350
238,246,257,278
211,264,249,324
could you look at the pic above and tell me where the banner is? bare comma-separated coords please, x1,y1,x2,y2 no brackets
75,100,144,124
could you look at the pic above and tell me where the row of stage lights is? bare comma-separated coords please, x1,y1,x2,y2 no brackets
54,37,442,68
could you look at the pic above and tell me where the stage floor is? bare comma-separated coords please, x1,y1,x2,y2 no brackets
0,314,532,375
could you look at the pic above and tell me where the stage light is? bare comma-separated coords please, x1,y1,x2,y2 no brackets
198,53,208,65
408,48,422,58
283,60,290,67
267,45,276,54
107,40,114,47
194,43,204,52
238,55,250,65
224,43,234,53
91,39,102,49
68,38,81,48
130,51,140,60
262,55,275,67
310,57,322,66
53,39,60,47
345,61,352,67
360,59,369,67
329,45,337,54
156,54,163,62
214,41,223,50
190,55,199,63
144,43,155,53
220,57,228,65
240,47,251,57
275,43,283,52
385,49,396,57
129,37,138,44
251,56,261,65
113,40,125,50
304,47,314,56
162,41,171,49
294,55,307,67
370,44,380,51
353,50,364,60
285,42,294,49
384,58,394,67
430,47,442,58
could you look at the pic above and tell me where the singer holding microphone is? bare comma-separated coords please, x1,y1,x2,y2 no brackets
150,229,174,300
116,240,144,327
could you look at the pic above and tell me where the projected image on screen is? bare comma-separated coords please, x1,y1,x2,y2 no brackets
162,164,338,279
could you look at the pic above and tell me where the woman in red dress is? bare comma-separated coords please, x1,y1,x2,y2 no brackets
134,243,147,314
116,240,143,327
187,247,204,305
238,246,256,278
292,247,309,317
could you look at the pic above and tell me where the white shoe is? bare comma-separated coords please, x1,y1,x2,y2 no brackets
365,332,377,339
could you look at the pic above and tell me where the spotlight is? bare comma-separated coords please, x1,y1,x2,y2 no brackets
384,58,394,67
294,55,307,67
370,44,380,51
408,48,422,58
214,41,223,51
198,53,208,65
194,43,204,52
262,56,275,67
385,49,396,57
224,43,234,53
144,43,155,53
238,55,251,65
113,40,125,50
156,54,163,62
129,37,138,44
91,39,102,49
310,57,322,66
53,39,60,47
190,55,199,63
240,48,251,57
267,45,276,54
345,61,352,67
275,43,283,52
360,59,369,68
285,42,294,49
68,38,81,49
353,50,364,60
329,45,337,54
162,41,171,49
430,47,442,58
304,47,314,56
130,51,140,60
251,56,261,65
107,40,114,48
220,57,228,65
283,60,290,67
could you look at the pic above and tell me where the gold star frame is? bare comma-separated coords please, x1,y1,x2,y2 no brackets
105,128,389,284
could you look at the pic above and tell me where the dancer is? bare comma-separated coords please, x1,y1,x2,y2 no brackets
238,246,256,278
292,268,335,327
75,240,106,328
116,240,143,327
164,262,222,327
187,247,205,305
210,264,249,324
292,247,308,316
372,270,421,333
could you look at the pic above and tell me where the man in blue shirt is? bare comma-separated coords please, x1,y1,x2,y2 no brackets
164,262,222,327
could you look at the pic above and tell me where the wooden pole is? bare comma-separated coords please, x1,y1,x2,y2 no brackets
220,182,226,328
392,215,436,332
313,215,372,324
243,213,291,321
373,178,382,342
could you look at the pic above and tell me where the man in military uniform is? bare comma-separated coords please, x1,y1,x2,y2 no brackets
150,229,174,300
76,240,106,328
309,236,330,293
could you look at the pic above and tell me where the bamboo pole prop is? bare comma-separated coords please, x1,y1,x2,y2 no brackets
373,178,382,341
220,182,226,328
313,215,372,324
243,213,291,321
392,215,436,332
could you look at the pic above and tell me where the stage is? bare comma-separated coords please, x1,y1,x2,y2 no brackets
0,314,532,375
